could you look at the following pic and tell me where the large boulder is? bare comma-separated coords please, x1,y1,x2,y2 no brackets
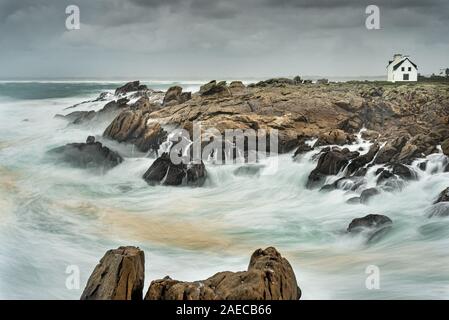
142,153,207,187
115,81,147,95
145,247,300,300
103,111,167,153
373,135,409,164
81,246,145,300
307,148,359,189
47,136,123,170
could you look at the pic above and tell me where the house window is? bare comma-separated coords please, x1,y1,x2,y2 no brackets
408,67,412,71
403,74,409,81
401,67,405,71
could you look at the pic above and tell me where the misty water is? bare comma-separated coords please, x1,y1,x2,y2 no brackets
0,82,448,299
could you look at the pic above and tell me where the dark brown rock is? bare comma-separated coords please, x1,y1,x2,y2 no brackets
47,137,123,170
115,81,147,95
347,143,379,175
347,214,393,242
199,80,231,97
81,246,145,300
145,247,300,300
307,148,359,189
142,153,207,187
104,111,167,153
163,86,192,106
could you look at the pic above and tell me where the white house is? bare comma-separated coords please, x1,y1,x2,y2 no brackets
387,54,418,82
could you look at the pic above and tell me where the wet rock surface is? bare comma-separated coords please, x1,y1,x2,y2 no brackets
81,246,145,300
47,136,123,170
142,153,207,186
145,247,301,300
347,214,393,242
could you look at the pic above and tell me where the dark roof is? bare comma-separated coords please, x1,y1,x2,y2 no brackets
393,58,417,71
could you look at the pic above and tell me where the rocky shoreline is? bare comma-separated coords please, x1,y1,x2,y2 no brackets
50,79,449,299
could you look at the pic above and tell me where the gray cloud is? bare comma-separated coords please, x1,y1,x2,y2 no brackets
0,0,448,79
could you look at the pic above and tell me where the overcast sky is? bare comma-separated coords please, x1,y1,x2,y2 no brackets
0,0,448,79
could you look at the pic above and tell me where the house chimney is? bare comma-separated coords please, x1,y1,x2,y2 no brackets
393,54,403,62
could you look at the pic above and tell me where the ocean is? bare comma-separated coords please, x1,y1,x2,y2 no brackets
0,81,448,299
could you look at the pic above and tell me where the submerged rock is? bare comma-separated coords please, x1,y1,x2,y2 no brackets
142,153,207,187
58,98,130,125
347,214,393,242
81,246,145,300
360,188,380,204
47,136,123,170
233,164,265,177
145,247,301,300
434,187,449,204
348,214,392,232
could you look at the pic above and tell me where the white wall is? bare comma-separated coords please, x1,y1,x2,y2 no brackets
388,59,418,82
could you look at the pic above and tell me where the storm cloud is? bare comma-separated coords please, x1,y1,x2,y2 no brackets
0,0,448,79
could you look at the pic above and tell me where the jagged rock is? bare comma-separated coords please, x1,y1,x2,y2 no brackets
360,188,380,204
347,214,393,242
142,153,207,186
47,136,123,170
104,110,167,153
373,136,409,164
145,247,300,300
115,81,147,95
347,143,379,175
313,129,355,147
81,246,145,300
199,80,231,96
163,86,192,106
307,148,359,189
229,81,246,93
434,187,449,204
